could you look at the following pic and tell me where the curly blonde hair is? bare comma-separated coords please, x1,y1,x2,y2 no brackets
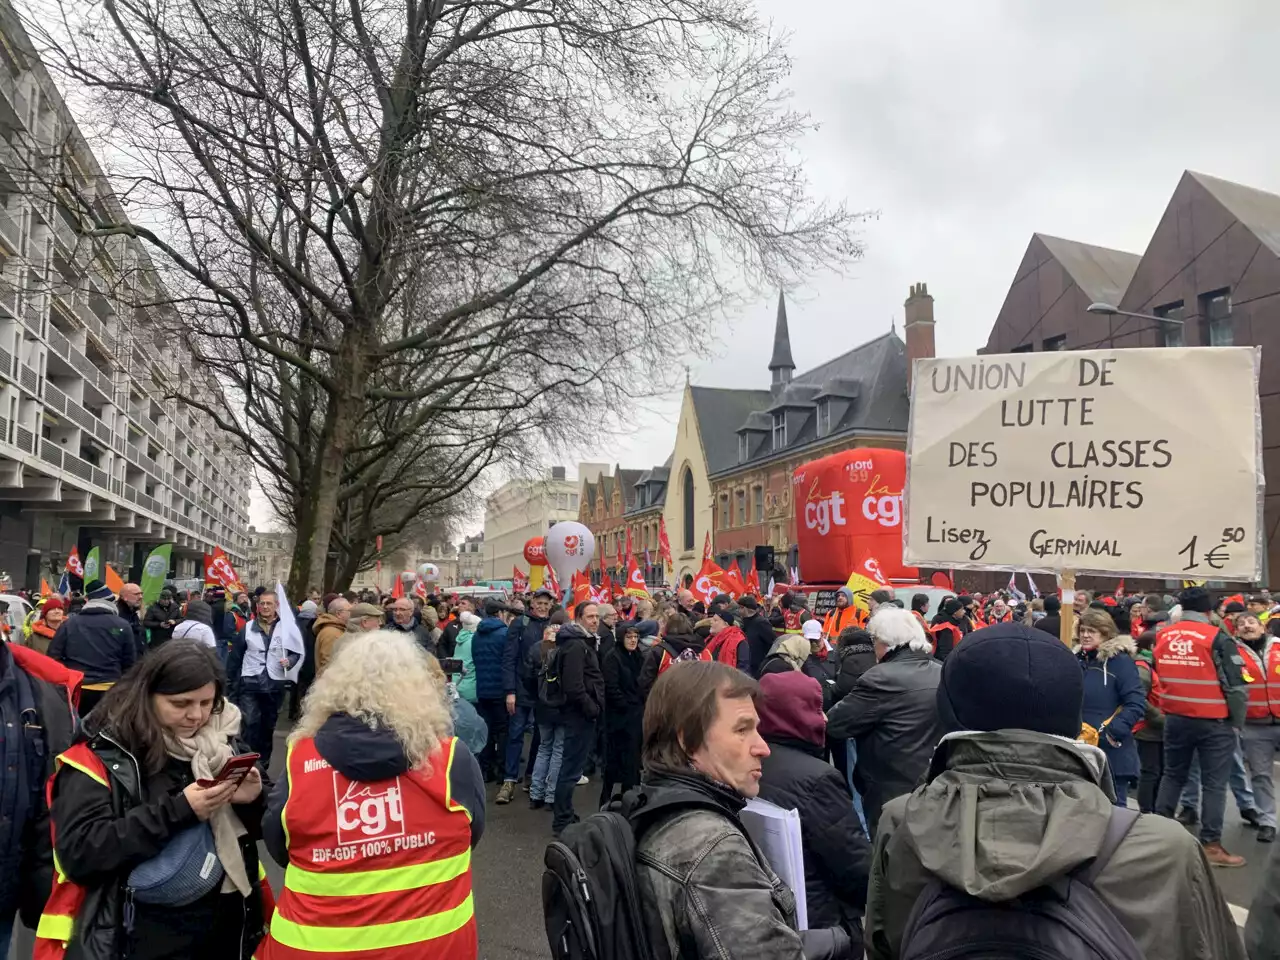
291,630,453,773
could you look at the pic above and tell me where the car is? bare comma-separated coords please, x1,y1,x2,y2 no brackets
0,593,33,635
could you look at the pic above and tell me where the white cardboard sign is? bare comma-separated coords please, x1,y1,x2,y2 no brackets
904,347,1263,580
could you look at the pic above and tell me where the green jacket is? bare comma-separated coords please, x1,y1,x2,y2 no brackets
866,730,1244,960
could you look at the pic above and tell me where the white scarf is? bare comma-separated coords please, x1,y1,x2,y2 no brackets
164,702,252,896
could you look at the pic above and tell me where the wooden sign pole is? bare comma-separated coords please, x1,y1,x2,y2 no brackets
1058,569,1075,648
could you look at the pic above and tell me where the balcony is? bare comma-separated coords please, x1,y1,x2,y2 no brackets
66,346,112,398
0,278,17,318
20,298,41,338
15,425,32,453
0,344,11,382
18,363,38,396
44,381,66,415
0,71,29,130
0,208,19,255
45,323,69,358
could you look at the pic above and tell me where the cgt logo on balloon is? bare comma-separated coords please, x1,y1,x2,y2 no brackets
793,448,916,584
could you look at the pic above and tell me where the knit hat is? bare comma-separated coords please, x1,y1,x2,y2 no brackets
1043,595,1061,614
39,597,65,615
939,596,963,618
1224,600,1246,615
84,579,114,602
298,600,318,618
460,611,481,630
936,623,1083,738
184,600,214,626
757,672,826,747
737,595,759,610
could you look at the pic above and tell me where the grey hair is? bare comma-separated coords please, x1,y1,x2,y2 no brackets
327,597,351,615
868,606,932,654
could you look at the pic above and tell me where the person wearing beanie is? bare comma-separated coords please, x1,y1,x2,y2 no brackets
171,598,219,650
827,607,943,833
866,623,1245,960
822,586,863,642
756,671,870,953
453,609,482,704
27,596,67,656
1153,586,1251,868
47,579,136,716
735,593,776,678
928,596,967,661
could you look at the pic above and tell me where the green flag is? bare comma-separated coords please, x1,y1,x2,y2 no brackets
141,544,172,606
83,547,101,585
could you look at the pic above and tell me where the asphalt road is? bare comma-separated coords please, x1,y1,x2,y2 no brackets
9,727,1268,959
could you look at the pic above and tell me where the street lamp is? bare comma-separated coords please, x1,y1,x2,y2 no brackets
1086,302,1184,326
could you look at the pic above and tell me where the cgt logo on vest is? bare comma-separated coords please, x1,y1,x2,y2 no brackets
334,776,406,845
1166,635,1198,658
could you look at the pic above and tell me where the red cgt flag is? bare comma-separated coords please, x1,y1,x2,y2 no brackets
624,555,649,597
746,553,761,597
66,546,84,578
691,557,727,605
391,575,405,599
658,517,673,571
703,531,714,562
512,567,529,593
208,547,245,592
572,570,593,608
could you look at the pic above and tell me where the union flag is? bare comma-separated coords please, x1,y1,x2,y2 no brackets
65,546,83,578
512,567,529,593
658,517,673,571
624,555,649,597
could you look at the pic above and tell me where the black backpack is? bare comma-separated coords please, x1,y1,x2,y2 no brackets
538,645,567,708
899,806,1143,960
543,811,653,960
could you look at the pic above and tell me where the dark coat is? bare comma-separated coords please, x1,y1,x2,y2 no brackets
48,602,137,686
117,600,146,658
471,616,509,701
50,729,268,960
758,737,870,944
741,612,777,676
603,643,644,729
1077,635,1146,782
553,623,604,721
827,646,944,832
833,640,877,701
142,599,182,647
502,613,548,707
263,711,484,862
1035,614,1062,640
639,631,706,699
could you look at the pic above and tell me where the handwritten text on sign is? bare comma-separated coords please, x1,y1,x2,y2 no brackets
903,347,1262,579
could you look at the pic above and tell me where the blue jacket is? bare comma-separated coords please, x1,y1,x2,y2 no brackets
502,613,549,707
1078,636,1146,782
47,601,136,685
472,617,509,701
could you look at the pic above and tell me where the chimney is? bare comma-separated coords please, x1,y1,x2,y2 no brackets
903,282,935,391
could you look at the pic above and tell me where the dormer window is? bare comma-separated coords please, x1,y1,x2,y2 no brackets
816,399,831,437
738,434,748,463
772,413,786,450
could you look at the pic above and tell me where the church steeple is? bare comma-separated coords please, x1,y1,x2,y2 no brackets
768,290,795,395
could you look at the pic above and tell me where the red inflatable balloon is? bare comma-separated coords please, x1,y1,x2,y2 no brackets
792,448,917,583
523,537,547,566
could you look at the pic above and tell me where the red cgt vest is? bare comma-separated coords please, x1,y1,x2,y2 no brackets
257,736,475,960
1152,621,1228,720
1237,640,1280,722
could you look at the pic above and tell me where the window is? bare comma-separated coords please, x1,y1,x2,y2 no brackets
570,493,578,509
1200,289,1233,346
1042,334,1067,351
816,399,831,437
719,493,730,530
772,413,787,450
1010,343,1034,353
681,467,694,551
735,489,746,527
739,433,751,463
754,485,764,523
1154,300,1185,348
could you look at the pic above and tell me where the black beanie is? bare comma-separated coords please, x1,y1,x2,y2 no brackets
1043,595,1061,614
937,624,1082,738
1178,586,1213,613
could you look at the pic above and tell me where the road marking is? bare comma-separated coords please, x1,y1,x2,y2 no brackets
1229,903,1248,928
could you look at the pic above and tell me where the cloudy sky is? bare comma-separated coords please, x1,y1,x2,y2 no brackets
544,0,1280,493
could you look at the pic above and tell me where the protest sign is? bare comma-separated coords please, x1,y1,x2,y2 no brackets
903,347,1263,581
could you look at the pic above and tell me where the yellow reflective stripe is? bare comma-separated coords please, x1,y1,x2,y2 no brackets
57,756,108,789
52,850,68,883
270,891,474,952
281,740,296,853
443,738,471,821
35,912,74,941
283,849,470,897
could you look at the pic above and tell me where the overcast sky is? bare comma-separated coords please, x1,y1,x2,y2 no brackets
256,0,1280,534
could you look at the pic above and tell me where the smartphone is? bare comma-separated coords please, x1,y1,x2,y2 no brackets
196,753,261,788
439,658,464,675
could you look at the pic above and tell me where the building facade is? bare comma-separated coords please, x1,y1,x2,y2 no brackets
456,532,485,583
245,526,293,589
979,170,1280,585
0,4,250,590
349,539,459,593
483,466,585,580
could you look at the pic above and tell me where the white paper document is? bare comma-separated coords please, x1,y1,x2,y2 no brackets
741,797,808,930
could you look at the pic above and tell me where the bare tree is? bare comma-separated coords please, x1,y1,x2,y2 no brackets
24,0,867,596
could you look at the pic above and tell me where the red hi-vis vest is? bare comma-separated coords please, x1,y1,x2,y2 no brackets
257,736,475,960
929,622,962,658
1237,640,1280,722
1152,620,1228,720
34,744,110,958
704,626,747,669
781,609,806,635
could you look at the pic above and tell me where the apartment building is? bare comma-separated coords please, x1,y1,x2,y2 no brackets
245,526,293,590
483,466,597,580
456,532,485,583
0,4,250,588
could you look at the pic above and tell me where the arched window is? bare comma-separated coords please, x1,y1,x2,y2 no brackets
681,466,694,551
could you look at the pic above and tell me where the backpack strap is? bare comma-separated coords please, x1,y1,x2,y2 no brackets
1077,806,1139,886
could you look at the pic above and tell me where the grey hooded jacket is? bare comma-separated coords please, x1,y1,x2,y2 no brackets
866,730,1244,960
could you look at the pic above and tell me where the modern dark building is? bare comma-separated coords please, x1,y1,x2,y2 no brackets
981,170,1280,585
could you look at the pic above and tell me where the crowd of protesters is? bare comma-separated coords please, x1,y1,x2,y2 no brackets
3,568,1279,959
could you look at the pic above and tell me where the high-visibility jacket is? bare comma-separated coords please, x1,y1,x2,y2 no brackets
911,610,929,635
822,605,862,640
929,622,963,660
1237,640,1280,722
257,736,476,960
34,743,112,959
779,609,807,635
1152,621,1228,720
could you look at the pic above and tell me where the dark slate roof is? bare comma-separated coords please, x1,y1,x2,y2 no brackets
626,454,672,516
768,291,795,372
689,386,772,475
1190,171,1280,258
1035,233,1140,307
617,468,644,510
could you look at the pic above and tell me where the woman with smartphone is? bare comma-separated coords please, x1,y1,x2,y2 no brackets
35,640,269,960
